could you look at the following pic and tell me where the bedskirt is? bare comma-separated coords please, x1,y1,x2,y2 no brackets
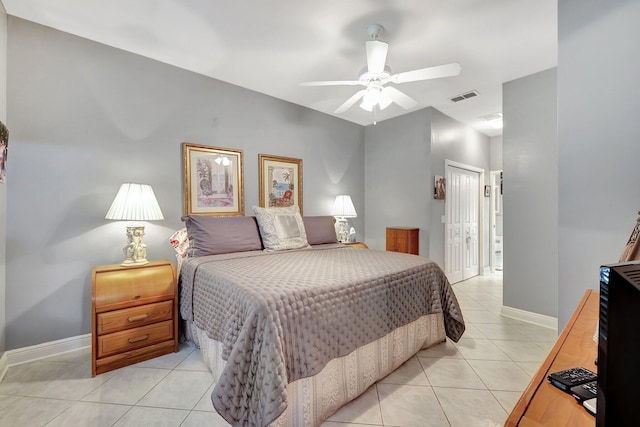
186,311,446,427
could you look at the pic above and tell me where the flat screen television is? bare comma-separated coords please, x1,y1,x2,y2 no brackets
597,261,640,426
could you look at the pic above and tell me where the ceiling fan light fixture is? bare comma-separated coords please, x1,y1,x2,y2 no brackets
360,101,374,112
360,86,394,111
360,88,380,111
378,93,393,110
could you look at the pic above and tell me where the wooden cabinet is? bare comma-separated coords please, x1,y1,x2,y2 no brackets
505,290,598,426
386,227,419,255
92,259,178,376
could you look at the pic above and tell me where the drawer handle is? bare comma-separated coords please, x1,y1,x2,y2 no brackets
127,314,149,323
128,334,149,344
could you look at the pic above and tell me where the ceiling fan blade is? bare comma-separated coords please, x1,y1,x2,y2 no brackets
381,86,417,109
334,90,367,114
299,80,361,87
391,62,461,84
366,40,388,74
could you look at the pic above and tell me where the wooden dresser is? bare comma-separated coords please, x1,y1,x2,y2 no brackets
91,259,178,376
386,227,419,255
505,289,598,426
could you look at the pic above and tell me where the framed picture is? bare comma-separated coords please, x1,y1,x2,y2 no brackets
182,142,244,216
434,175,446,200
0,121,8,184
484,185,491,197
259,154,303,214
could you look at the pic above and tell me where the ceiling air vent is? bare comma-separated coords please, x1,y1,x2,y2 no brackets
450,90,479,102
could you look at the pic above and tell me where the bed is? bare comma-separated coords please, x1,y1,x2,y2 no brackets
173,208,465,427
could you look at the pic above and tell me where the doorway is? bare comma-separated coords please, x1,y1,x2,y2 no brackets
489,171,504,272
444,161,483,284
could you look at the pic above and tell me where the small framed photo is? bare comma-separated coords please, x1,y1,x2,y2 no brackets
259,154,303,214
484,185,491,197
182,142,244,216
434,175,446,200
0,121,8,184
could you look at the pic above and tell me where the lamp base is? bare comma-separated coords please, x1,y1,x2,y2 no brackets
337,219,349,243
121,258,149,267
121,226,149,267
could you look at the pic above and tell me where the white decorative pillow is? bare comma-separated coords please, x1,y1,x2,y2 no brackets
253,205,310,251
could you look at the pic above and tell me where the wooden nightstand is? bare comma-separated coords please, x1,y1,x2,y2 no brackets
91,259,178,376
386,227,419,255
344,241,368,249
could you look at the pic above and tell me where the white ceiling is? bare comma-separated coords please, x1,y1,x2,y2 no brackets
2,0,557,137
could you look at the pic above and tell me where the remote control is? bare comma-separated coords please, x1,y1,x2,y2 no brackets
547,367,597,392
570,380,597,402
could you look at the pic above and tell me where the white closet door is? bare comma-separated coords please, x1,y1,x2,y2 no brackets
445,165,480,283
445,170,463,283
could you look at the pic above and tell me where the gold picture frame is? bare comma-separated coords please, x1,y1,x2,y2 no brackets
258,154,303,214
182,142,244,216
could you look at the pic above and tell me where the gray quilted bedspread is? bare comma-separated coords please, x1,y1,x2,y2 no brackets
180,245,465,427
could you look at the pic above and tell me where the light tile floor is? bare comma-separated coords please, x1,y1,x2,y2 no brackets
0,272,558,426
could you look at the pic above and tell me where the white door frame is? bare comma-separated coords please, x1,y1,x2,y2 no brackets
444,159,485,281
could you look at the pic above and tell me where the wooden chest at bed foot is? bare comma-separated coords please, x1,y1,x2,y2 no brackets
91,259,178,376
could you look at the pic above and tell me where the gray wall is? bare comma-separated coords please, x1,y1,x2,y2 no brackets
429,108,491,268
502,68,558,319
0,2,7,357
364,109,432,255
5,18,364,350
557,0,640,327
364,107,491,269
490,136,503,171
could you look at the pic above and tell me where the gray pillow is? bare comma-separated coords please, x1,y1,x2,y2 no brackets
302,216,338,245
253,206,310,251
182,215,263,257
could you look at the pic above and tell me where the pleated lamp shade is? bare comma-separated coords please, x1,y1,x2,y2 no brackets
105,183,164,221
105,183,164,266
330,195,357,218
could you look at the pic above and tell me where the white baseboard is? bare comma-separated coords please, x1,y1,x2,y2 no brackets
482,266,491,276
0,352,8,383
501,305,558,330
6,334,91,367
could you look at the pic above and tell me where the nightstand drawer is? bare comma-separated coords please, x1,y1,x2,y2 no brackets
97,300,173,335
97,320,173,358
94,262,175,309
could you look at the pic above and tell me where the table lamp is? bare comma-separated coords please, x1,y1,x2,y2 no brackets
105,183,164,266
331,195,357,243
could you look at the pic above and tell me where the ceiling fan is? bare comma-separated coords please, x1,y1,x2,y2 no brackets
300,24,461,120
